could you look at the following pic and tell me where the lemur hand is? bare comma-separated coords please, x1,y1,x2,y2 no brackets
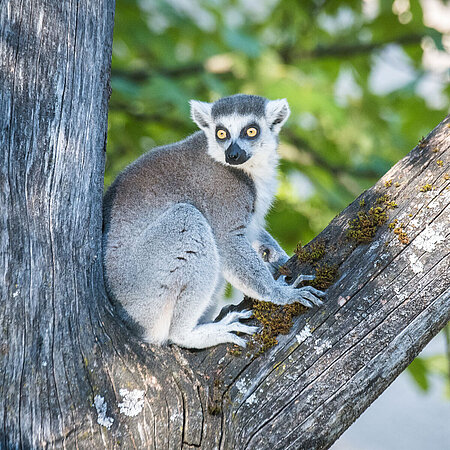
273,273,325,308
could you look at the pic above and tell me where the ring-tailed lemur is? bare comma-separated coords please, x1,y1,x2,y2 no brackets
103,94,324,349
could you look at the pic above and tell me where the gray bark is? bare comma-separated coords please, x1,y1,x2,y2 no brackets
1,1,449,449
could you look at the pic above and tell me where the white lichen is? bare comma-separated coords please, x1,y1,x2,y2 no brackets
314,340,332,355
409,253,424,274
118,388,145,417
246,393,258,405
170,411,183,422
93,395,114,429
148,376,161,390
413,224,445,252
338,296,350,306
295,325,312,344
236,378,248,395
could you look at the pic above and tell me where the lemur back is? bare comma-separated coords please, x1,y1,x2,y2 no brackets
103,94,324,349
103,132,255,252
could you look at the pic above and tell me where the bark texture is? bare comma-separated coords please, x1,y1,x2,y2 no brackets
1,1,449,449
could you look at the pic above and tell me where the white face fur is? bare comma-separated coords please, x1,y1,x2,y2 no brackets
190,97,291,177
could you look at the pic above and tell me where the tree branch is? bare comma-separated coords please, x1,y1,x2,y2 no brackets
111,34,426,85
111,63,204,82
280,33,426,62
285,130,381,179
195,116,450,448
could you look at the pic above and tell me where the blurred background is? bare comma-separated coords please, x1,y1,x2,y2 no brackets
105,0,449,447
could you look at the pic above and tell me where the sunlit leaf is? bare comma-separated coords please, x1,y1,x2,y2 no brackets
407,357,430,392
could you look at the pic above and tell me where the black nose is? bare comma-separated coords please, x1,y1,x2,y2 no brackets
225,142,249,165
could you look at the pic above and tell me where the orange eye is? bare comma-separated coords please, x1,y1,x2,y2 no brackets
216,129,227,140
246,127,258,137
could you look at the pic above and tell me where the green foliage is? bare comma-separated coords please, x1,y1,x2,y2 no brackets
408,357,430,391
407,353,450,398
407,326,450,397
108,0,448,249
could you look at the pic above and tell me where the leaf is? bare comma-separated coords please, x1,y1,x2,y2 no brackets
223,28,261,57
407,357,430,392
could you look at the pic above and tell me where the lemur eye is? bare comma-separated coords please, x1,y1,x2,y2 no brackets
246,127,258,138
216,129,227,140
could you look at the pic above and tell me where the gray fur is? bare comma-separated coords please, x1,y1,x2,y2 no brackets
103,94,324,350
211,94,266,119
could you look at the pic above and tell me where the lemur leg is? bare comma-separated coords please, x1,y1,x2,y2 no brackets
115,203,256,349
156,209,258,349
168,263,259,349
198,275,227,323
110,203,218,345
169,303,258,349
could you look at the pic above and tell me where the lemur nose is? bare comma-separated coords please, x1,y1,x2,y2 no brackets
225,142,249,165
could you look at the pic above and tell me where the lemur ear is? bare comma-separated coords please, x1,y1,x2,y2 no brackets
265,99,290,134
190,100,213,131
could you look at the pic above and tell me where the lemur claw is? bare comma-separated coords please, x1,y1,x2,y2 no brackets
292,274,315,288
299,299,313,308
221,309,253,325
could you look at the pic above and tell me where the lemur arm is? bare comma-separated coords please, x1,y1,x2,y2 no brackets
251,229,289,275
220,233,323,307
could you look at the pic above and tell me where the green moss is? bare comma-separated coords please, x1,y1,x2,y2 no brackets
393,226,410,245
310,264,339,290
227,345,243,357
347,192,401,244
375,194,397,209
419,184,433,192
418,136,427,149
295,240,325,263
359,199,365,207
388,219,398,230
376,194,390,204
387,218,409,245
385,201,398,209
347,206,388,243
251,300,307,354
250,261,339,354
247,233,340,356
384,180,392,188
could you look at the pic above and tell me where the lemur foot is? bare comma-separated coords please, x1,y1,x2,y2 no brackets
220,309,253,324
217,310,260,347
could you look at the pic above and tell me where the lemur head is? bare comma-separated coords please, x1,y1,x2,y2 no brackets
190,94,290,172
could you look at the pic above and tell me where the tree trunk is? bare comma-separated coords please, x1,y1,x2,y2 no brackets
1,1,449,449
